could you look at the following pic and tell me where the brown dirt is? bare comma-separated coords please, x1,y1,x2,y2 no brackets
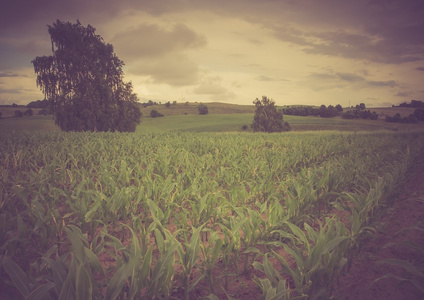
333,154,424,300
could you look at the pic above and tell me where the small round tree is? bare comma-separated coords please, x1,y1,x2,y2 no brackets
150,109,164,118
414,108,424,121
24,109,33,116
251,96,290,132
198,103,209,115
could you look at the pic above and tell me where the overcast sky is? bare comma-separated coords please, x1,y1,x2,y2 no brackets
1,0,423,107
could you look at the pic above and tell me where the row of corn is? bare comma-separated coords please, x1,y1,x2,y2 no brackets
1,130,423,299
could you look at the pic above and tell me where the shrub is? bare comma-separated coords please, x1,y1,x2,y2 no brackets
385,113,418,123
23,109,33,116
14,110,23,118
198,104,209,115
38,109,50,115
27,99,49,108
150,109,164,118
413,108,424,121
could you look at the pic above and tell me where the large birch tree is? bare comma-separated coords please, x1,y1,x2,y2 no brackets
32,20,141,132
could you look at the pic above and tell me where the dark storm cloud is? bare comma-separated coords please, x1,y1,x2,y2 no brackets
336,73,397,87
0,72,27,78
2,0,422,65
193,77,236,101
129,54,200,86
113,23,206,86
396,91,412,97
257,76,290,82
308,72,398,90
0,88,24,94
1,0,423,105
112,23,206,60
269,24,424,64
257,76,277,82
255,0,424,64
0,0,184,36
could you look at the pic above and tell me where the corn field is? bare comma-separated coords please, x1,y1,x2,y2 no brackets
1,130,423,299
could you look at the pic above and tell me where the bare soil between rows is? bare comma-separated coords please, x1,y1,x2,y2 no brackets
333,152,424,300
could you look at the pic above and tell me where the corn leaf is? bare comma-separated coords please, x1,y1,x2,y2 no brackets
2,256,30,297
376,259,424,277
25,282,55,300
76,264,92,300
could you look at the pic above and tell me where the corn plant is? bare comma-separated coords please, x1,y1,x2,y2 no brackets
372,259,424,295
271,219,349,299
2,225,105,300
238,207,263,273
2,255,56,300
175,225,205,300
105,224,152,300
253,253,292,300
147,227,179,299
199,229,224,295
1,129,424,299
218,215,246,289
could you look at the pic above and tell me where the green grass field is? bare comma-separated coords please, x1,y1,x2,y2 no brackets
2,103,424,133
0,115,59,132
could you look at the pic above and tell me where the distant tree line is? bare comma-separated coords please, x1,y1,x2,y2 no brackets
147,103,208,118
397,100,424,108
142,100,178,107
385,113,418,123
14,109,34,117
142,100,159,107
385,100,424,123
385,109,424,124
27,99,49,109
284,103,380,120
340,103,379,120
283,104,343,118
0,103,25,108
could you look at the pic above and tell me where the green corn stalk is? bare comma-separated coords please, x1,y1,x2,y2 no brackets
106,224,152,300
62,225,104,300
175,224,205,300
252,253,292,300
2,255,31,298
218,215,246,289
239,208,263,273
333,191,379,270
200,230,223,294
272,220,349,299
2,253,56,300
146,228,179,299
